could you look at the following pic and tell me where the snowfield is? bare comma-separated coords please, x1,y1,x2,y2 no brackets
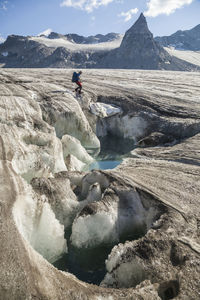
29,35,123,52
165,47,200,67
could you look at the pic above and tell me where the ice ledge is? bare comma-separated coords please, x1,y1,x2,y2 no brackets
90,103,122,118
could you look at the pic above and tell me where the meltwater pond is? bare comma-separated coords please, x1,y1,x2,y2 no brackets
88,160,122,170
54,245,111,285
86,135,135,171
54,229,146,285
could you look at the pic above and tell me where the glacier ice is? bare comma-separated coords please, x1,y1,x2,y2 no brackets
71,203,119,249
31,177,102,233
9,131,67,182
81,171,110,199
102,258,145,288
90,103,122,118
2,51,8,57
12,185,67,263
51,96,100,149
65,154,86,171
70,174,161,252
84,182,102,203
97,114,148,142
71,187,148,249
62,134,94,165
47,190,80,230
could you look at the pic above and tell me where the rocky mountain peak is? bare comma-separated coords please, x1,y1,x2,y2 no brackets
99,12,196,70
128,13,149,34
120,13,153,50
48,32,66,40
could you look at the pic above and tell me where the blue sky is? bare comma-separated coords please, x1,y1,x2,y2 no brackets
0,0,200,42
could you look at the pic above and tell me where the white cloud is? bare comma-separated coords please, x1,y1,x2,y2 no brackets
144,0,194,17
0,0,8,10
38,29,52,37
118,8,138,22
60,0,114,13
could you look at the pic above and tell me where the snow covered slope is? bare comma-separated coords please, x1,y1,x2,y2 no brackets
165,47,200,67
29,35,123,52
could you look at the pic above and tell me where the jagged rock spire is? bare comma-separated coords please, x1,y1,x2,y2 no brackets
100,12,177,69
120,13,153,50
126,13,149,34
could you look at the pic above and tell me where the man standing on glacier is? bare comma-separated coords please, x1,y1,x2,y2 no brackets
72,71,82,95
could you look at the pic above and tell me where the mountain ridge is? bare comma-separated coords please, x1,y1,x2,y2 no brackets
155,23,200,50
0,14,199,71
42,31,121,44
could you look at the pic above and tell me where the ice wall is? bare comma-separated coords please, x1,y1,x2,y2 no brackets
65,154,86,171
62,134,94,164
62,134,94,171
97,114,148,142
11,131,67,182
70,170,161,252
102,255,146,288
13,186,67,263
51,99,100,149
52,182,102,231
90,103,122,118
71,187,149,249
71,203,119,249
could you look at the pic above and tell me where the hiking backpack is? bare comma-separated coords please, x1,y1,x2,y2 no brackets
72,72,78,82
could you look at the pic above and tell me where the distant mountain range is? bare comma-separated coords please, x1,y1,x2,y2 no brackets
47,32,121,44
155,24,200,51
0,13,200,71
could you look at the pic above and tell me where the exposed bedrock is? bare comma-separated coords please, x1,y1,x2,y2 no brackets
0,69,200,299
